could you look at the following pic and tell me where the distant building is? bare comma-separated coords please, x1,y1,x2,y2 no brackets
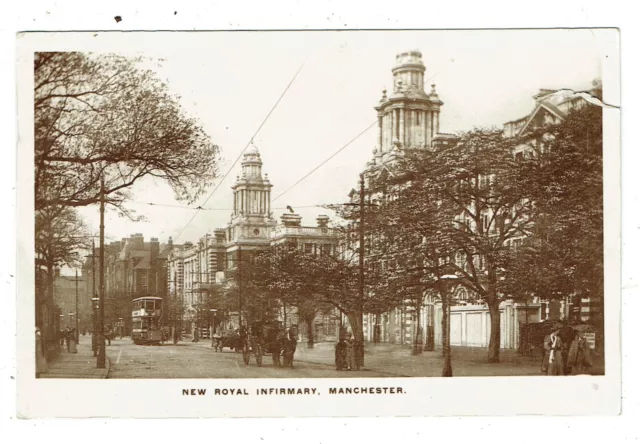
166,145,341,342
52,269,87,332
83,234,172,335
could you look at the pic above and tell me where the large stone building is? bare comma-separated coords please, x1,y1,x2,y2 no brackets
355,50,456,346
503,82,603,326
166,145,341,341
354,50,601,350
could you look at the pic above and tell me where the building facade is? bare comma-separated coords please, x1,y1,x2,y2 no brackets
503,82,602,326
84,234,171,336
166,145,341,342
52,270,88,333
354,51,601,350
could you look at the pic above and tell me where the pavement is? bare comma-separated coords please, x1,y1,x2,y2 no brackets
294,342,545,377
39,337,111,379
294,342,605,377
39,336,603,379
108,338,389,378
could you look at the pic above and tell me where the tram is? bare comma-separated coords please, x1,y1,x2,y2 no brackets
131,296,163,345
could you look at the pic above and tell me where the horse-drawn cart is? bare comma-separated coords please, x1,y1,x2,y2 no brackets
240,322,298,367
211,329,243,353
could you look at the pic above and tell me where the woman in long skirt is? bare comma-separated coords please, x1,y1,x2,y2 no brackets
68,328,77,353
542,329,564,375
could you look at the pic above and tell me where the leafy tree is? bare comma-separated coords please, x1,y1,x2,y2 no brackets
368,169,459,356
35,205,91,347
506,105,604,346
386,129,532,363
34,52,221,212
248,243,334,347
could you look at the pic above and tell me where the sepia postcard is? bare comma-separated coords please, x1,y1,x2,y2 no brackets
16,29,621,418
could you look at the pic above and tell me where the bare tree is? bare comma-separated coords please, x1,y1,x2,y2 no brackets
34,52,221,213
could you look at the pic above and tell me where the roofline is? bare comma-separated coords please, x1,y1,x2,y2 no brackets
132,296,163,302
516,102,566,137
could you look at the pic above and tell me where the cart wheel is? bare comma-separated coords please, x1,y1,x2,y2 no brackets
242,345,250,366
256,345,263,367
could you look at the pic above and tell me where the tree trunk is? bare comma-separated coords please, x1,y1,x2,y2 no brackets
346,311,364,369
305,315,315,348
441,290,452,377
487,300,501,363
412,302,423,355
45,263,57,359
373,313,381,344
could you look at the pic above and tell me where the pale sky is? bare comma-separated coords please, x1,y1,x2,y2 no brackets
70,30,605,249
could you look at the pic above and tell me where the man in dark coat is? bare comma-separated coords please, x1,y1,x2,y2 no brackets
335,338,348,371
558,324,576,375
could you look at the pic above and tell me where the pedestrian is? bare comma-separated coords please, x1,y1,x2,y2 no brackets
541,328,564,375
64,327,71,352
558,323,576,375
335,337,347,371
35,327,48,377
567,331,593,375
68,328,77,353
346,334,355,371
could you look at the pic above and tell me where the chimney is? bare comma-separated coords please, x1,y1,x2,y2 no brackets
167,236,173,248
150,237,160,260
316,215,330,228
133,233,144,250
281,213,302,227
214,229,226,244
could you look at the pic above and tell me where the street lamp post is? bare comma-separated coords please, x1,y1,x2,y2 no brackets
440,274,458,377
210,309,217,348
69,312,75,333
75,269,79,342
118,317,124,339
97,177,106,369
91,297,99,356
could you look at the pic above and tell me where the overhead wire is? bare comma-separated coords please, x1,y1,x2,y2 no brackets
173,61,306,241
128,201,328,211
272,120,377,203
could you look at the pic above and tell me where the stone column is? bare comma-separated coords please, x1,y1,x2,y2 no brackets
399,108,405,147
378,115,383,149
430,112,435,146
260,190,264,214
435,111,440,135
423,110,429,147
233,192,237,214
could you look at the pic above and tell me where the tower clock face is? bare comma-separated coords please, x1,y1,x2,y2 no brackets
253,229,260,235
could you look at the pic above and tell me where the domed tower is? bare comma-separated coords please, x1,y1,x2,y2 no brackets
374,50,444,154
228,144,276,243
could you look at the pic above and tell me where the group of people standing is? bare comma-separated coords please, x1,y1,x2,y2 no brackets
59,327,77,354
542,325,593,376
335,333,360,371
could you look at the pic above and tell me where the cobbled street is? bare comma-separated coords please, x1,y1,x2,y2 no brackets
106,338,390,379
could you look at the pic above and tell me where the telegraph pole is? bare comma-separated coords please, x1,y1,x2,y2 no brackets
97,178,106,369
238,245,243,328
75,269,79,342
356,173,366,370
91,239,97,356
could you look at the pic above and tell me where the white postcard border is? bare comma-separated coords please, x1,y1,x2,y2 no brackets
15,29,621,418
